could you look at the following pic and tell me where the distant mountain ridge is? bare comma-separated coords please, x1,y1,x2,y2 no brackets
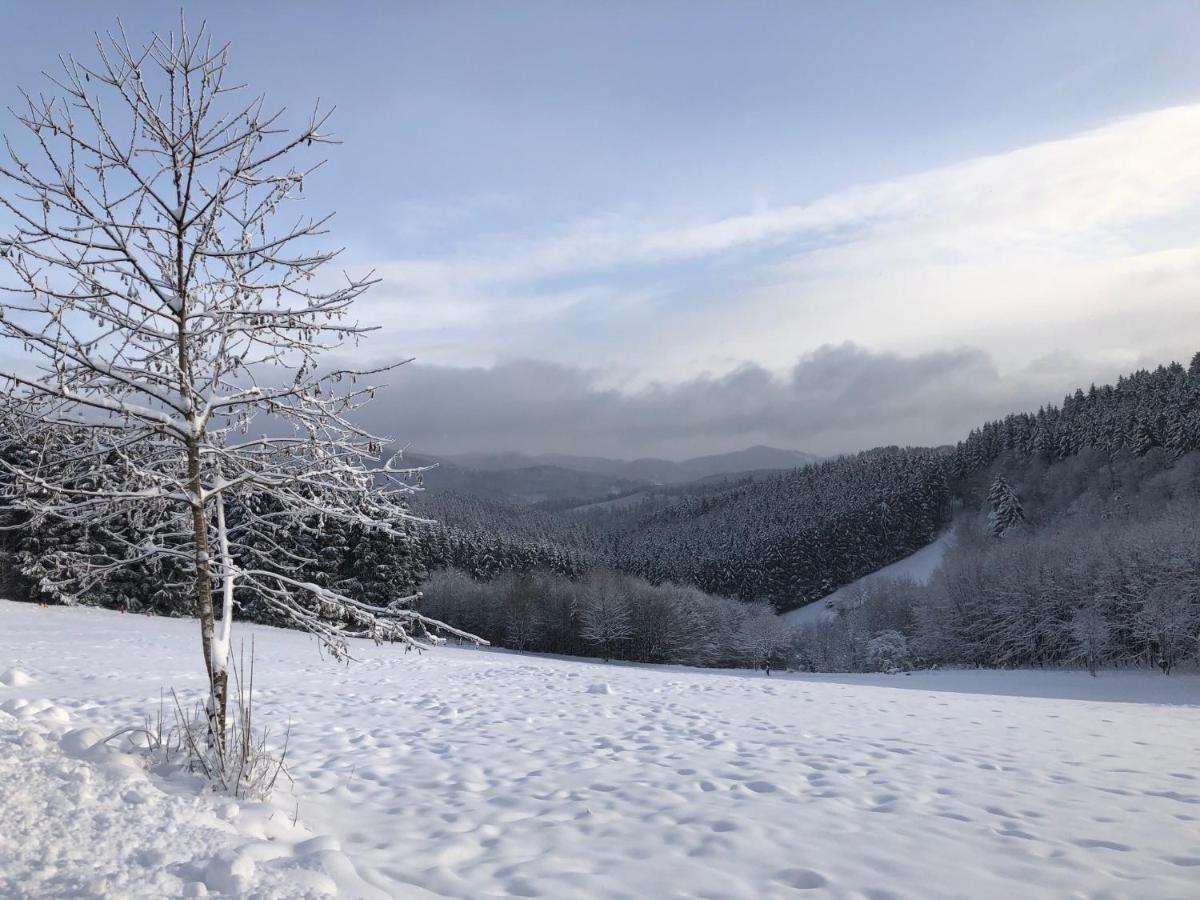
434,445,822,486
404,454,645,506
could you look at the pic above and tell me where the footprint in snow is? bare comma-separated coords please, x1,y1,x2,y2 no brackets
774,868,829,890
1072,838,1133,852
0,667,32,687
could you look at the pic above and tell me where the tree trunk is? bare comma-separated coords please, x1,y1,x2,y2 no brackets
173,194,227,750
188,438,225,751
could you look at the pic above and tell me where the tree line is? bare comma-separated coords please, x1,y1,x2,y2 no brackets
420,567,791,670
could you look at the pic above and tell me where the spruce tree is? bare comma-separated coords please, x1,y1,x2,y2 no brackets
987,475,1025,538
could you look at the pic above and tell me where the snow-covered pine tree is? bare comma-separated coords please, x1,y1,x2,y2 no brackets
1129,416,1156,457
1165,406,1188,460
0,21,479,751
987,475,1025,538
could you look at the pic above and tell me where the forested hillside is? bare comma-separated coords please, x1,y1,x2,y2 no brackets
408,449,953,611
792,355,1200,672
796,446,1200,672
408,354,1200,614
950,356,1200,476
603,449,950,609
414,492,603,579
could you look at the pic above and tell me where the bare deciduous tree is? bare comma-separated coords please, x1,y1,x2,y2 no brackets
735,605,791,673
0,20,478,751
579,570,633,663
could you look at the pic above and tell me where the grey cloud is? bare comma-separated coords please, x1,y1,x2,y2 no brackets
353,343,1108,459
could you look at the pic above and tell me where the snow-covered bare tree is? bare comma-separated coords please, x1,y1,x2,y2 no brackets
0,21,479,751
579,570,633,662
1070,603,1110,677
1136,585,1194,675
734,605,791,672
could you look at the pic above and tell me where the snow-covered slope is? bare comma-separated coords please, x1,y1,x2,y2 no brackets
2,599,1199,899
783,530,956,628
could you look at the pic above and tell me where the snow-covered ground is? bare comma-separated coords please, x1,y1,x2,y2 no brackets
782,530,956,628
2,599,1199,899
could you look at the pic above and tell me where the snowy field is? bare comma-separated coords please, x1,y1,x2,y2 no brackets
2,600,1199,899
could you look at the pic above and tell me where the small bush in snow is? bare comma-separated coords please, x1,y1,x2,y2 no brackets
866,630,911,673
105,646,290,800
171,647,291,800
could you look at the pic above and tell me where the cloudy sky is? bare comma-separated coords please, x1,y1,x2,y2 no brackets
4,2,1200,458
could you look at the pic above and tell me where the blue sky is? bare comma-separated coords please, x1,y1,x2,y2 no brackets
3,2,1200,456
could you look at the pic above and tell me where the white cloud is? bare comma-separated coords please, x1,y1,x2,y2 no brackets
351,103,1200,387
